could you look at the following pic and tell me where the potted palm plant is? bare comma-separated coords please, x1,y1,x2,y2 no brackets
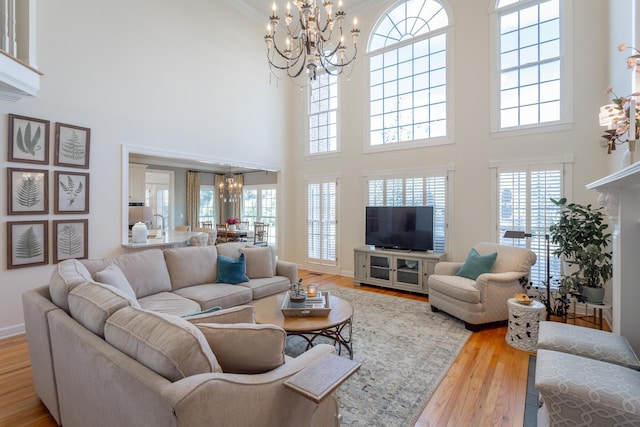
549,198,613,303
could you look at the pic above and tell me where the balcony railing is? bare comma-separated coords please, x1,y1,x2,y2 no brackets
0,0,41,101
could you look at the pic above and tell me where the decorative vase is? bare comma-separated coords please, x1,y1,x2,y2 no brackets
581,287,605,304
289,292,307,308
228,224,236,232
132,222,148,243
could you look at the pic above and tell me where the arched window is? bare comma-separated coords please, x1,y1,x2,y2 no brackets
367,0,451,147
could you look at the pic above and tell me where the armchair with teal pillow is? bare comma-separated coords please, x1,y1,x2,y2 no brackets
428,242,536,331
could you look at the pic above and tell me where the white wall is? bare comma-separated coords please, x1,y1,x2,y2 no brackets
0,0,290,335
279,0,613,274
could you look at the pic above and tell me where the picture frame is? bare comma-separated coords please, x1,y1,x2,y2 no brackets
54,122,91,169
54,171,89,214
7,168,49,215
53,219,88,263
6,220,49,269
8,114,50,164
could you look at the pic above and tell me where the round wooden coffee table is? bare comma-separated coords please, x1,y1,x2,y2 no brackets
253,293,354,359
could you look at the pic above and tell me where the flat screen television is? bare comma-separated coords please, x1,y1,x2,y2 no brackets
365,206,434,251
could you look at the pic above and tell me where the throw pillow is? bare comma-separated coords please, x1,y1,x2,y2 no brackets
196,323,286,374
104,306,221,382
49,258,94,312
456,248,498,280
240,246,274,279
180,306,222,318
216,253,249,284
95,264,138,301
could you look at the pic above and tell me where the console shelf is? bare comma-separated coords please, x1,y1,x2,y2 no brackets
353,246,445,294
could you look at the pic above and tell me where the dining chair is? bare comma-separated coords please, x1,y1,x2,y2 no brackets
200,221,213,229
253,222,269,246
238,221,250,241
175,225,189,231
216,223,228,244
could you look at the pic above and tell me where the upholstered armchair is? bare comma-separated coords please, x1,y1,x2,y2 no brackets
428,242,536,331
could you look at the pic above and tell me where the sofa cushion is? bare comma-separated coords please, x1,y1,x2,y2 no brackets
81,249,172,298
215,242,250,258
240,246,274,279
49,259,94,312
163,246,218,290
428,274,481,304
95,265,138,301
196,323,286,374
237,276,291,300
137,292,201,316
68,281,137,337
537,321,640,370
173,283,253,310
104,307,221,382
216,253,250,284
456,248,497,280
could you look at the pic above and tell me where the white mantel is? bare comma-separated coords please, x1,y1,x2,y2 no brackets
587,162,640,353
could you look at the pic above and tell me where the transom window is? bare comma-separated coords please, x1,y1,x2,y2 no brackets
368,0,450,146
497,0,561,128
309,73,338,154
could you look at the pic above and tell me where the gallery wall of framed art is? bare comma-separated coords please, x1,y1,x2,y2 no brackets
5,114,91,269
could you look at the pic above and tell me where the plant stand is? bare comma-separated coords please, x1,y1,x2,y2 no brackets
506,298,547,352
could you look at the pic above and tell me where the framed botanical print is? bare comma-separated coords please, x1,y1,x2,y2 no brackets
54,122,91,169
6,220,49,269
54,171,90,214
53,219,88,263
8,114,50,165
7,168,49,215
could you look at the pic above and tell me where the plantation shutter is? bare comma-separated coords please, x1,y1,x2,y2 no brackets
498,165,564,287
307,180,337,265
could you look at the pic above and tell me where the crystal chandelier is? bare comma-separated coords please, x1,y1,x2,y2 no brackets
219,170,242,203
264,0,359,83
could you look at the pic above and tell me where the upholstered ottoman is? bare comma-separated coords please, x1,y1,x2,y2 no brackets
535,349,640,426
537,321,640,370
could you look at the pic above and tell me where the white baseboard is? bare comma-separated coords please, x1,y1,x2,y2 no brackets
0,323,25,340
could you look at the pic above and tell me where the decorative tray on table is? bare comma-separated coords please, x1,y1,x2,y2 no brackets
281,291,332,317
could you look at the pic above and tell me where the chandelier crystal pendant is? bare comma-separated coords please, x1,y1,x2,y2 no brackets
264,0,359,83
219,170,242,203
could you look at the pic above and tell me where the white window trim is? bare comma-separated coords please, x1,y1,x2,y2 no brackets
488,0,575,136
304,173,341,273
488,154,574,242
364,2,457,152
305,72,343,158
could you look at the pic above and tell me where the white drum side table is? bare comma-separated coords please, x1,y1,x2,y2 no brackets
506,298,546,352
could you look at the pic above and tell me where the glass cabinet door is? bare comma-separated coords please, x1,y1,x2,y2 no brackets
369,255,391,281
394,257,421,288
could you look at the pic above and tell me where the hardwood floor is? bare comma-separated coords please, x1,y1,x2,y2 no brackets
0,271,608,427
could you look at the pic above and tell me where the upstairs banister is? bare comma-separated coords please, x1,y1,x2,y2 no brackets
0,0,40,101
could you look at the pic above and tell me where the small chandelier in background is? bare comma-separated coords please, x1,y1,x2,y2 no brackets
219,170,242,203
264,0,359,84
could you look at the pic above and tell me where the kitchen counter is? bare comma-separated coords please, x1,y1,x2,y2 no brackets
122,230,199,252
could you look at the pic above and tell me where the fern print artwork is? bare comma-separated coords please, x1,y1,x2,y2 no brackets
8,168,48,215
55,123,90,168
55,172,89,214
15,226,43,259
7,221,48,269
8,115,50,164
53,220,88,262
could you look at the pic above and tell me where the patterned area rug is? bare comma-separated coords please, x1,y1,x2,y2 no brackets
285,285,471,427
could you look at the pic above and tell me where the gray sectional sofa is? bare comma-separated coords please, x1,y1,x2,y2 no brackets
22,242,338,427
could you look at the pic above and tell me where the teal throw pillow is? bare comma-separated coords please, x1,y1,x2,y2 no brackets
216,253,250,284
456,248,498,280
180,306,222,318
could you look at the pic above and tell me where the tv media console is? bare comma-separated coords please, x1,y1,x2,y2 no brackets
353,246,445,294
